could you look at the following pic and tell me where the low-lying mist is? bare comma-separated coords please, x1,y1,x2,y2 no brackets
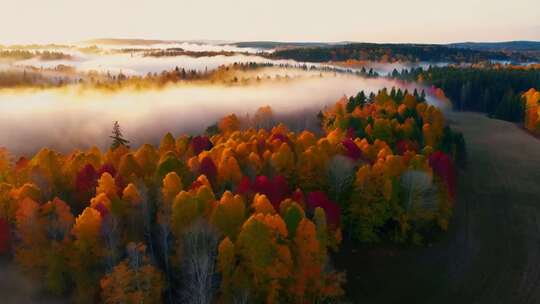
78,41,266,54
0,71,447,156
14,53,297,76
11,50,447,78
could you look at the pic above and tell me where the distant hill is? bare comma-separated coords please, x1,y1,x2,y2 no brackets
82,38,180,46
229,41,337,49
268,42,536,63
78,39,540,61
82,38,341,50
449,41,540,52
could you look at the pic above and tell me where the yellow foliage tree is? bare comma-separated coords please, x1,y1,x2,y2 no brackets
219,114,241,134
252,193,276,215
210,191,245,240
96,172,118,200
70,207,104,303
100,243,164,304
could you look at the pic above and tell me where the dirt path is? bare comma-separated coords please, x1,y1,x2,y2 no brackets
339,112,540,304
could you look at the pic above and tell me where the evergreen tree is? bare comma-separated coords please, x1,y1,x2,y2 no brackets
110,121,130,150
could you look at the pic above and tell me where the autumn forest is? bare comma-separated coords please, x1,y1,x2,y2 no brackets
1,2,540,303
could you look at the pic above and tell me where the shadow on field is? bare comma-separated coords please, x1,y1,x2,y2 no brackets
338,112,540,304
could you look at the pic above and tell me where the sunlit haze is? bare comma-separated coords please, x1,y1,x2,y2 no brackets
1,1,540,303
1,0,539,44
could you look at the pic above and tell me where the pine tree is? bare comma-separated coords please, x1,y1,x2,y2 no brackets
110,121,130,150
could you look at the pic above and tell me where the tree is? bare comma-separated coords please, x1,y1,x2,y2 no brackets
14,197,46,271
159,132,176,156
134,144,159,179
0,218,10,254
74,164,98,212
283,202,305,238
180,221,219,304
117,153,143,182
96,172,119,201
100,242,164,304
159,173,182,303
162,172,183,206
218,214,292,303
171,191,201,236
217,237,236,302
297,146,328,192
271,143,295,179
252,194,276,215
41,198,74,295
253,106,274,129
110,121,130,150
291,218,325,302
217,155,242,186
120,183,146,244
524,88,540,133
494,90,525,122
70,207,104,303
210,191,245,240
218,114,240,134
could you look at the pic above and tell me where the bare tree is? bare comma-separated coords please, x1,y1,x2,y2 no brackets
233,289,250,304
327,155,355,203
156,192,173,304
180,220,219,304
102,213,120,272
138,184,155,259
400,170,438,212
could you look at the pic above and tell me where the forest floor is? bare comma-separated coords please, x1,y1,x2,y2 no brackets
338,111,540,304
0,256,66,303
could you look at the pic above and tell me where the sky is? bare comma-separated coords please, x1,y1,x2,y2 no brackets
0,0,538,44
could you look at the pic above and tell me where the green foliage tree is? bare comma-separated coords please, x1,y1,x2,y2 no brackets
110,121,130,150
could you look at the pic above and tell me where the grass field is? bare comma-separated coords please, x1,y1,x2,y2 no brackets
339,111,540,304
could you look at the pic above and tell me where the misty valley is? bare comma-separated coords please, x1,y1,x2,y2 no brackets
0,36,539,304
0,41,451,155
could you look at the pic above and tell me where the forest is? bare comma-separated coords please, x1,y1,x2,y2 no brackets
0,90,464,303
0,62,373,90
0,50,73,61
142,49,241,58
269,43,537,63
395,65,540,122
3,0,540,301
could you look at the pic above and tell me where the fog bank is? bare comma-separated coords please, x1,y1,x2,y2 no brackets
0,72,446,155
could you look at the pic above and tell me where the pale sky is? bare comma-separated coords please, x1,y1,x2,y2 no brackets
1,0,538,44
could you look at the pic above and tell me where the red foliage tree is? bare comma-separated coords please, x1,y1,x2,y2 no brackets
98,163,116,178
75,164,98,207
306,191,341,228
341,138,363,160
199,156,217,184
270,132,290,145
395,139,419,155
75,164,98,193
251,175,290,210
191,136,212,155
237,176,252,195
428,151,456,200
0,218,10,254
